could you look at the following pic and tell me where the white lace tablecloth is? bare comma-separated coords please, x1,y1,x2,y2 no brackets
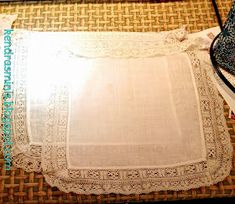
8,27,233,194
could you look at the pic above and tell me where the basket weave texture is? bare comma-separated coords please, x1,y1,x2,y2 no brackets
0,0,234,203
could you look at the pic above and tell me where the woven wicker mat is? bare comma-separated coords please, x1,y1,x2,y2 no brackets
0,0,234,203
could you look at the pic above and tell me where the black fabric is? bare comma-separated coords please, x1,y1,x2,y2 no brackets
210,0,235,93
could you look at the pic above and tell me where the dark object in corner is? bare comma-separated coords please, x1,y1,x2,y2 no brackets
210,0,235,93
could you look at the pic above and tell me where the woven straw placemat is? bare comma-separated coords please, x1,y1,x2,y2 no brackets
0,0,234,203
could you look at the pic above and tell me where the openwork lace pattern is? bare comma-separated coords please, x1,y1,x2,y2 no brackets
42,51,233,194
8,29,233,194
62,28,211,58
11,31,42,172
65,28,189,58
9,27,189,172
42,85,69,173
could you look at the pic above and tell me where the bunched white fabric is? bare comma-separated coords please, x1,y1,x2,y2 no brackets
2,22,233,194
